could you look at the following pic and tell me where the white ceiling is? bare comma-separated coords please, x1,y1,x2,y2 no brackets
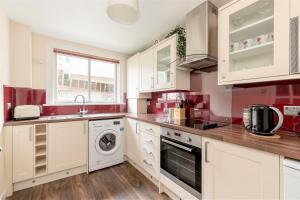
1,0,232,55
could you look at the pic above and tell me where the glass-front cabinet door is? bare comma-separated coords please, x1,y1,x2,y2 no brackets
218,0,290,84
154,34,177,89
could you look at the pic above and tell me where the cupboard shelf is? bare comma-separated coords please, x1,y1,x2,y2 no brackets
230,15,274,34
35,141,47,147
35,132,47,136
230,41,274,60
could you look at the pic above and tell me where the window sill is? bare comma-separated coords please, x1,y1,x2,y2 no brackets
43,102,126,106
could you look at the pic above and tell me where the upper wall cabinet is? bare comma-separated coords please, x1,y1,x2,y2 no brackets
127,53,151,99
218,0,290,85
139,34,190,92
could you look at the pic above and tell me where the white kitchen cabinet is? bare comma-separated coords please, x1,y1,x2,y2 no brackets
202,137,280,200
140,34,190,92
218,0,290,85
154,35,177,89
140,47,155,92
127,53,151,99
125,118,141,165
291,0,300,18
48,121,87,173
13,125,34,182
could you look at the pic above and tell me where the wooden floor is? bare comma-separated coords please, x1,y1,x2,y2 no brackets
8,162,170,200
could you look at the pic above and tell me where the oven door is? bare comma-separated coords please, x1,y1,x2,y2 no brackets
160,136,201,198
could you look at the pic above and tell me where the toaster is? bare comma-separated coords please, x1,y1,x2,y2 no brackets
14,105,41,120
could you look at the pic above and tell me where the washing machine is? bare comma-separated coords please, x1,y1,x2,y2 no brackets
89,118,124,172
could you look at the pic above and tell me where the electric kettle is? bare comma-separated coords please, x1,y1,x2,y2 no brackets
243,105,284,136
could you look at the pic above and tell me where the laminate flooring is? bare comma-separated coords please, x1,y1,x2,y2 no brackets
8,162,170,200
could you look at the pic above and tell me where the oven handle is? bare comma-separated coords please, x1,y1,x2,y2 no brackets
162,138,194,152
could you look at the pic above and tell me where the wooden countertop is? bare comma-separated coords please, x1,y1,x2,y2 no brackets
126,113,300,160
4,113,126,126
5,113,300,160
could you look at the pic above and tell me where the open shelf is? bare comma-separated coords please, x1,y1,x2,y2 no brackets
35,166,47,177
34,124,47,177
230,41,274,60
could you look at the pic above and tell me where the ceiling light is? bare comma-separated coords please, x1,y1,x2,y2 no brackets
107,0,140,25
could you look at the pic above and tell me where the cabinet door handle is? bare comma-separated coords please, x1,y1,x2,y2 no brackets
151,77,154,88
0,146,2,152
205,141,209,163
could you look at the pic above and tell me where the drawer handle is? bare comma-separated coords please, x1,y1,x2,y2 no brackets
143,148,153,156
145,127,153,132
145,139,153,143
143,159,152,166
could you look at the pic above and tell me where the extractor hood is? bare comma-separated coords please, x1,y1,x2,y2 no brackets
177,0,218,72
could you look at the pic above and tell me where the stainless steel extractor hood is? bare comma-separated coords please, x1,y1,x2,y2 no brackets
177,0,218,72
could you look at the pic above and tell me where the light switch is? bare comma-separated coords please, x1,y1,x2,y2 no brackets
284,106,300,116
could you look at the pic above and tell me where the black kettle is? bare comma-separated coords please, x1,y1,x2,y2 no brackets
243,105,283,136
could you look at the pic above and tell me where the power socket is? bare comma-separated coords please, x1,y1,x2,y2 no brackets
284,106,300,116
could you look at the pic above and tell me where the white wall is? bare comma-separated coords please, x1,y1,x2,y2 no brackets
32,33,128,103
0,3,10,199
10,21,32,88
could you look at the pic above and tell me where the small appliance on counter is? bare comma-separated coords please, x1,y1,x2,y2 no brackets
14,105,41,120
243,104,283,136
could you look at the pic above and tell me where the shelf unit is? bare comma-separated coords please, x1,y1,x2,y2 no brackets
34,124,47,177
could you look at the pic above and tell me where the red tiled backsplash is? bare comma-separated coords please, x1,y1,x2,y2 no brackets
3,85,127,121
147,78,300,133
232,81,300,133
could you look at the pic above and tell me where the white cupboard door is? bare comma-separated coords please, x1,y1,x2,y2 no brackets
13,125,34,182
127,53,151,99
127,53,140,98
203,137,280,200
125,118,140,164
140,47,154,92
291,0,300,18
48,121,87,173
219,0,290,83
154,35,176,89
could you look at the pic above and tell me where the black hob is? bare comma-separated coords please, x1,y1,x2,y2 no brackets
163,119,229,130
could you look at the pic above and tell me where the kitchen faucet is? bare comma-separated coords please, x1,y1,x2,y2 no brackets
74,95,88,116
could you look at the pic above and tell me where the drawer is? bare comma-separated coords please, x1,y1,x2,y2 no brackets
140,122,160,136
140,131,158,149
141,156,159,179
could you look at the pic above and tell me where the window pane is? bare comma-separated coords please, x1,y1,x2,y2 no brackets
90,60,116,102
56,54,89,102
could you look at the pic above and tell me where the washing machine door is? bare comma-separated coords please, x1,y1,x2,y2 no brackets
95,129,120,155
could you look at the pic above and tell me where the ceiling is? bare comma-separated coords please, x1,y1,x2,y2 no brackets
1,0,232,55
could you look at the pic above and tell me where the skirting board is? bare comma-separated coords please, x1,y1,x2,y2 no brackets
13,165,87,191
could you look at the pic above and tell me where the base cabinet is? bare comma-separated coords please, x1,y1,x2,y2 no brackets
202,137,280,200
13,125,34,182
48,121,87,173
125,118,160,179
125,118,141,165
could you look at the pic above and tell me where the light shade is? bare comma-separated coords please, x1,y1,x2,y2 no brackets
107,0,139,25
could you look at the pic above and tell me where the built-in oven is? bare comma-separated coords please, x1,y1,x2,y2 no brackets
160,128,202,199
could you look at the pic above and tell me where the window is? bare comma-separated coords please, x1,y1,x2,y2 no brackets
54,50,118,104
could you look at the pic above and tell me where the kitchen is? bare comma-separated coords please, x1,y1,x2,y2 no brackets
0,0,300,199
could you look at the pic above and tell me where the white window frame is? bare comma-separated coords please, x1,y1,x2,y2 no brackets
48,52,120,105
